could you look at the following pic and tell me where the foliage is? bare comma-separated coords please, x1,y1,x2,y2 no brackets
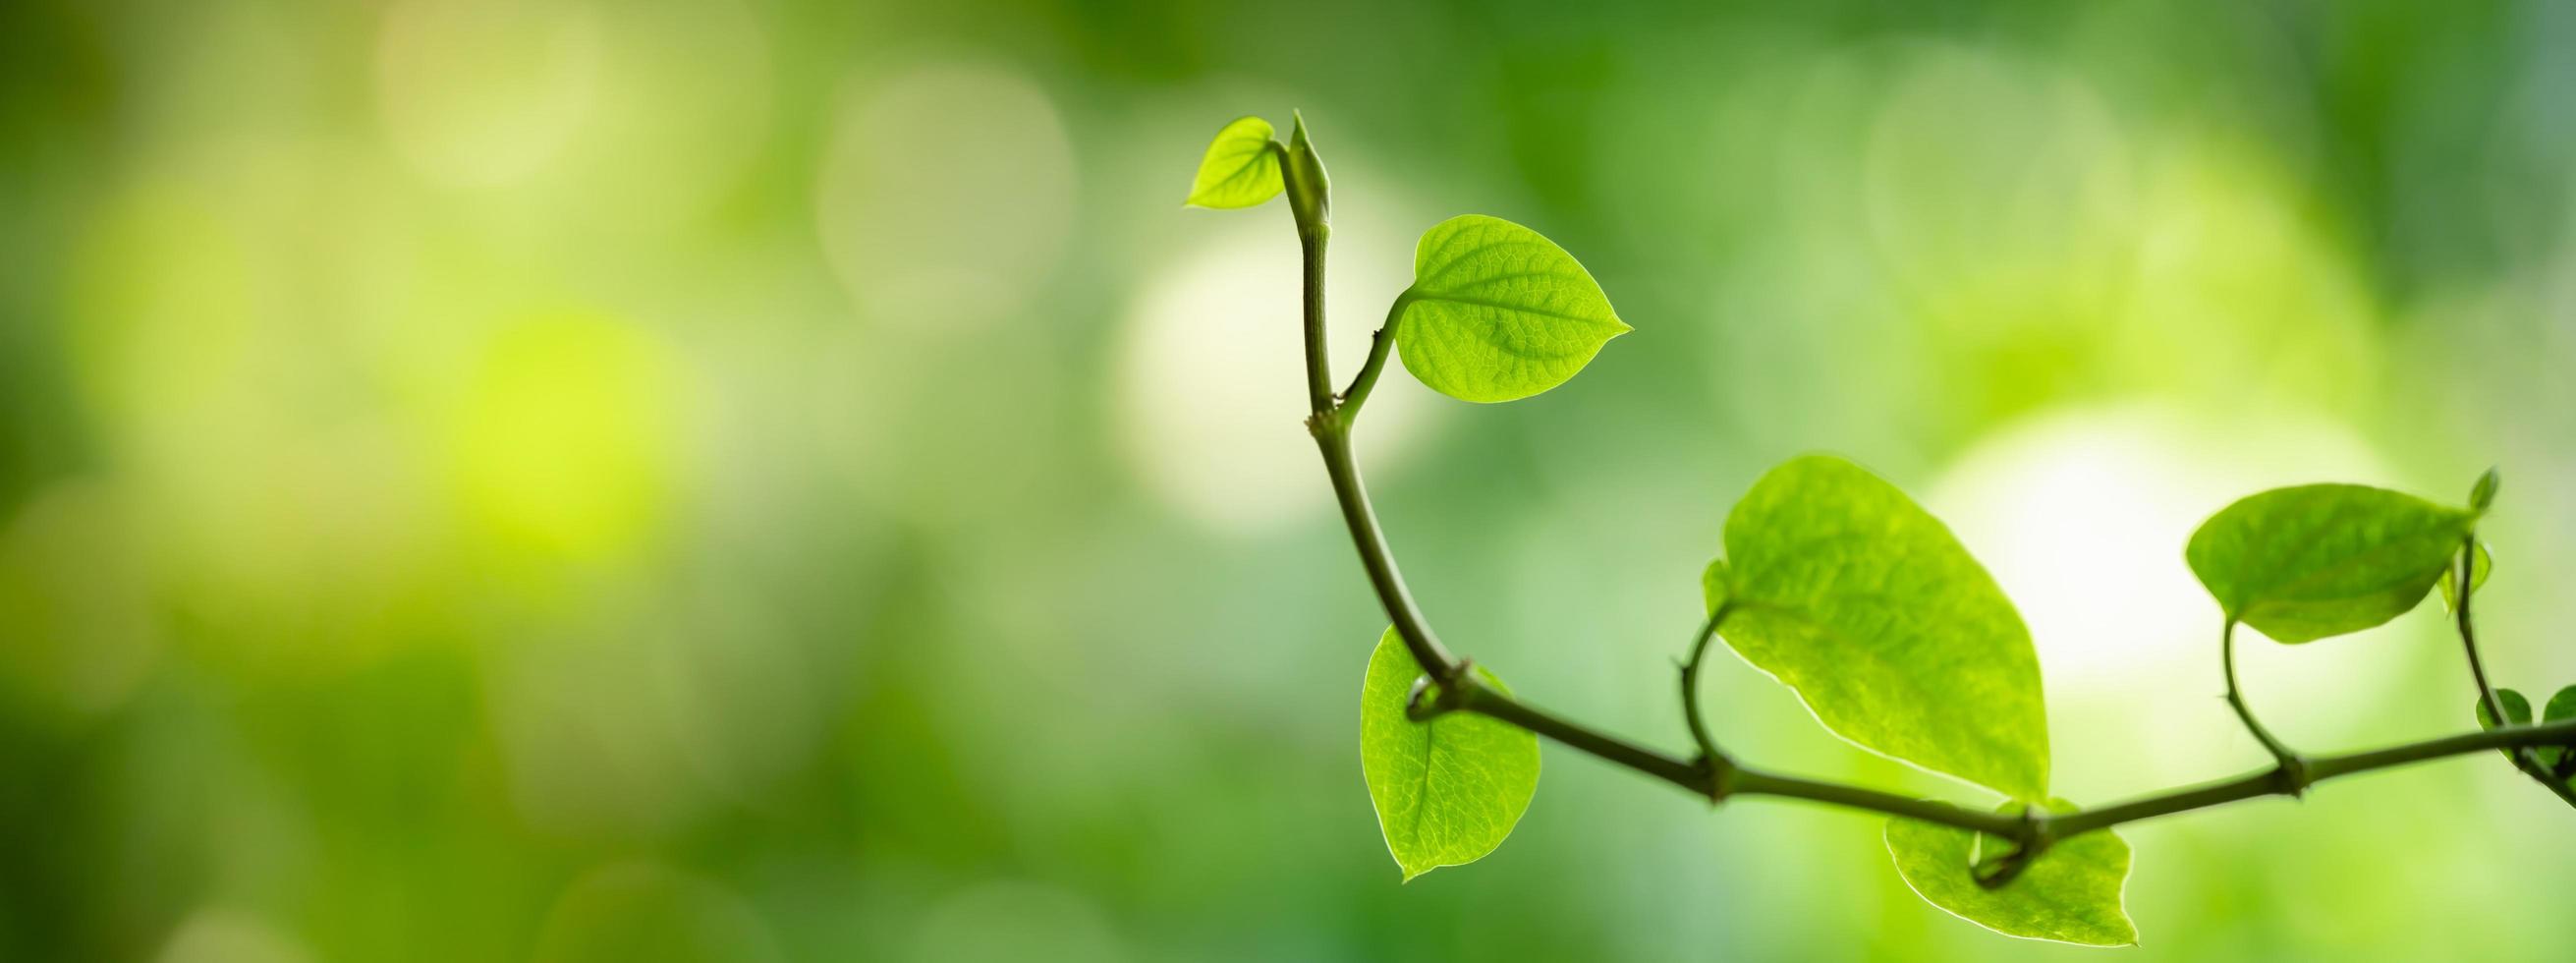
1392,215,1628,403
1185,113,2576,948
1885,800,2135,946
2185,483,2476,644
1706,455,2046,801
1360,629,1539,880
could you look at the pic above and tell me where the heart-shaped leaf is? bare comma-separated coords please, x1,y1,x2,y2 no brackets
2186,483,2477,644
2476,688,2569,772
1360,628,1539,880
1708,455,2050,801
1185,116,1282,209
1886,800,2137,946
1393,214,1630,403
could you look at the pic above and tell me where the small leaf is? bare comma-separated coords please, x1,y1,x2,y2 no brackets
1393,214,1630,404
2477,688,2573,774
2474,688,2532,730
1185,116,1282,209
1360,628,1539,880
1886,800,2137,946
2473,689,2555,769
2436,539,2492,612
1709,455,2049,801
2185,484,2476,644
2470,468,2500,512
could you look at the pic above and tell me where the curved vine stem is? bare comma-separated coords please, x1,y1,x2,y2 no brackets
1678,605,1734,797
2219,620,2308,792
2453,538,2576,808
1270,134,2576,851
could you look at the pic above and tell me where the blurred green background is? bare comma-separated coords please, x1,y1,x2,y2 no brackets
5,0,2575,959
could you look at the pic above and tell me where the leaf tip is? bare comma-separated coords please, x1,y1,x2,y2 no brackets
2470,467,2500,512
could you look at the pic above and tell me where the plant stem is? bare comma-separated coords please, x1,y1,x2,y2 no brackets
1679,605,1732,786
1335,295,1407,417
1297,219,1334,416
2219,620,2306,789
1281,143,1454,682
2452,538,2576,807
1312,429,1458,678
1269,130,2576,854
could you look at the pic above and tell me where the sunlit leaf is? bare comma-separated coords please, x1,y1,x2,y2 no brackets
1184,116,1282,209
1708,455,2049,801
1393,214,1630,403
2185,484,2476,644
1360,627,1539,880
2436,539,2491,612
1886,800,2137,947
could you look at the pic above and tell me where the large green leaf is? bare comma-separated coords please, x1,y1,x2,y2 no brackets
1886,800,2137,946
1360,628,1539,880
2185,483,2477,643
1392,214,1630,403
1184,116,1282,209
1708,455,2049,800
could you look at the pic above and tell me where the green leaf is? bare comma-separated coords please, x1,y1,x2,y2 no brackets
1708,455,2049,800
2475,688,2566,772
2185,484,2477,644
2470,467,2500,512
1360,628,1539,880
2475,687,2531,730
2436,539,2491,612
1886,800,2137,947
1185,116,1282,209
1393,214,1630,403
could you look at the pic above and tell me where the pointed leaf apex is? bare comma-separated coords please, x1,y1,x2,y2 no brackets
2470,468,2500,512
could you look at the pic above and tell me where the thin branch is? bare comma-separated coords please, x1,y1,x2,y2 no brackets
1281,142,1456,682
2220,619,2307,790
1334,296,1407,418
1678,604,1732,789
2453,538,2576,808
1270,136,2576,866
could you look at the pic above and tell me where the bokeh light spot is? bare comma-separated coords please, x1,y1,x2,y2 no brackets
450,312,684,562
377,0,602,186
813,61,1076,331
1116,211,1437,533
